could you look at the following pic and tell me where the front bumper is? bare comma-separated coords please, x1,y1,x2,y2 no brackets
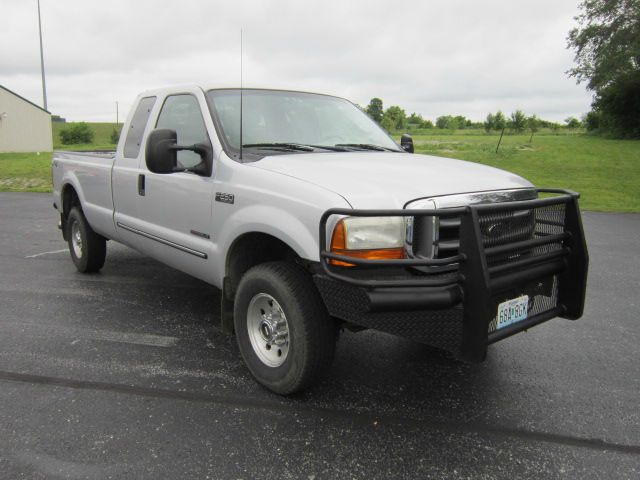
314,189,589,362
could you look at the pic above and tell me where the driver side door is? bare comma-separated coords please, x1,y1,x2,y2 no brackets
135,92,215,283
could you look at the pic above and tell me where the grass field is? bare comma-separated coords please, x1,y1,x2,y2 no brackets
0,122,121,192
1,124,638,212
0,152,53,192
401,131,640,212
52,122,122,151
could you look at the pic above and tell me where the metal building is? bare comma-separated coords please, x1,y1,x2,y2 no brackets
0,85,53,153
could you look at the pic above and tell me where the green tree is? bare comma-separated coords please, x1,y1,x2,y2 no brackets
454,115,467,130
59,122,94,145
365,98,384,123
527,115,540,142
484,113,495,132
407,112,424,125
509,110,527,133
110,126,121,144
567,0,640,137
436,115,460,129
583,111,601,131
435,115,449,129
494,111,507,131
565,117,582,129
383,106,407,131
380,116,395,132
421,119,434,129
594,74,640,137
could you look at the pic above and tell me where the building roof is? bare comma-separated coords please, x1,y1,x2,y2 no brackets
0,85,50,114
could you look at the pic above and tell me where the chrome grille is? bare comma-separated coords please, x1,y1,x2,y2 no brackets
406,189,539,261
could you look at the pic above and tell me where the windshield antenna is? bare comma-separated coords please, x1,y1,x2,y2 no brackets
239,29,243,161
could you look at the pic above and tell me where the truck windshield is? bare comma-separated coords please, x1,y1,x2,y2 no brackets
207,89,401,156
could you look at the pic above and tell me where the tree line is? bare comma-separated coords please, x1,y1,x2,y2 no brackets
568,0,638,138
364,97,581,135
364,0,639,140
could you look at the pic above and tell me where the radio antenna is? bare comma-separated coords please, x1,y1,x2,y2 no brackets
239,29,244,161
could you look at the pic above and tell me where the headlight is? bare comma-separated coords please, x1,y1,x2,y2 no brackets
330,216,405,266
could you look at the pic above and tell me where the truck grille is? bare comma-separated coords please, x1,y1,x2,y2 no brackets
410,202,568,334
406,189,540,262
484,202,567,332
411,200,566,263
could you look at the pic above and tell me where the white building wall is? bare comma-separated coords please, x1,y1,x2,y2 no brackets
0,87,53,153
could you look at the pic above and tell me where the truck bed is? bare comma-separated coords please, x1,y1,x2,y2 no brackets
52,150,118,241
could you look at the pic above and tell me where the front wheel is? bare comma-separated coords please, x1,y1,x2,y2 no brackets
66,207,106,273
234,262,336,395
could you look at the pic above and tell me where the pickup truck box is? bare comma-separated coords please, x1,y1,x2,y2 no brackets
52,86,588,394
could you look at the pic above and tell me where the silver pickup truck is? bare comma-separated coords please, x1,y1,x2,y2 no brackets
52,86,588,394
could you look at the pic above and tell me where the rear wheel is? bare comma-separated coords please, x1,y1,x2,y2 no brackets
234,261,336,394
66,207,106,273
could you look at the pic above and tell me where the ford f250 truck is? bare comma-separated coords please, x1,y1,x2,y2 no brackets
52,86,588,394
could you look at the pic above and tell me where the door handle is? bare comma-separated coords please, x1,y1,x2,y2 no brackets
138,174,145,196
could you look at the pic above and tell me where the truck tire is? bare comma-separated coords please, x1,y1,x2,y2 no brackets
66,207,106,273
234,261,336,395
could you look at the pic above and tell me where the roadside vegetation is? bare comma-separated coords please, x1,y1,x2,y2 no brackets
53,122,122,150
0,152,53,192
567,0,640,139
394,130,639,213
0,122,121,192
0,122,637,212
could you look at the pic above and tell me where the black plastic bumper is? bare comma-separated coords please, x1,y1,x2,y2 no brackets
315,189,589,362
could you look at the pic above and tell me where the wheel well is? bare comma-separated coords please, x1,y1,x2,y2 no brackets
60,184,80,240
62,184,80,218
225,232,300,300
219,232,302,334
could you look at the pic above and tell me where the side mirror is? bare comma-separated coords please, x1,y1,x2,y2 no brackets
146,129,178,174
145,129,213,176
400,134,414,153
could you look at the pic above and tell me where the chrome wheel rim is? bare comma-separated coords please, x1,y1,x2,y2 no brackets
247,293,290,367
71,220,83,258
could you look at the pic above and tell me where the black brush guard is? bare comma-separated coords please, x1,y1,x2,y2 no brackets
317,189,588,362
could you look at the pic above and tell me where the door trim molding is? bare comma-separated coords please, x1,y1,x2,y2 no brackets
116,222,208,259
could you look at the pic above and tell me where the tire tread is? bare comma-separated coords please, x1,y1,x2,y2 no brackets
234,261,336,394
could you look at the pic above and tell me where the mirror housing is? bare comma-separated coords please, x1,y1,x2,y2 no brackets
146,129,178,174
400,134,414,153
145,128,213,176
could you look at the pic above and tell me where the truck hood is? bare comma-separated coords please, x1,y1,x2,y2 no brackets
249,152,534,208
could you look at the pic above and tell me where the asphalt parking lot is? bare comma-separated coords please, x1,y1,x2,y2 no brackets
0,192,638,479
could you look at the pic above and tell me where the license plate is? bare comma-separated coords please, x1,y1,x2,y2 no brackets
496,295,529,329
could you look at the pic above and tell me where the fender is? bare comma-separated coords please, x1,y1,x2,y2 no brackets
60,169,117,240
60,171,86,215
214,204,323,286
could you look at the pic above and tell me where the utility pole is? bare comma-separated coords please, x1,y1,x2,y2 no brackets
37,0,48,111
116,101,119,124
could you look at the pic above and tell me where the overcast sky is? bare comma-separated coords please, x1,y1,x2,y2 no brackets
1,0,592,123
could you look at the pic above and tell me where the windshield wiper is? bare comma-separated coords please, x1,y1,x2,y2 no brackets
242,143,315,152
307,144,350,152
335,143,397,152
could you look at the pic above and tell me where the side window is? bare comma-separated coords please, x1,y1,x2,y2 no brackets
123,96,156,159
156,94,209,169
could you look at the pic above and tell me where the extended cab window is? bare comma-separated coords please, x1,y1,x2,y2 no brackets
156,94,209,170
123,96,156,158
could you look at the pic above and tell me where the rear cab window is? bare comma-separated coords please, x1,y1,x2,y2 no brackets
123,96,156,158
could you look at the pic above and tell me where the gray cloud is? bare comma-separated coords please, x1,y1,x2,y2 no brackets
0,0,591,122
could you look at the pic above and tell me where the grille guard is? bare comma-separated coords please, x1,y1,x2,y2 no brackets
319,189,589,361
